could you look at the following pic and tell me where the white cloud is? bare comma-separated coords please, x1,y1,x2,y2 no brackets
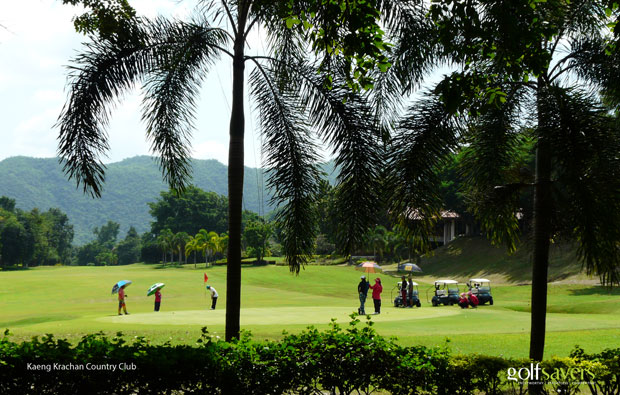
0,0,264,167
33,90,64,103
192,140,229,165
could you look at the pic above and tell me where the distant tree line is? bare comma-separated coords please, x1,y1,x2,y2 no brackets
0,196,74,267
73,186,271,266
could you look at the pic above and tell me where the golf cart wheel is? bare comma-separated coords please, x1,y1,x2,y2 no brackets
432,300,437,307
449,301,454,306
490,297,494,305
416,302,421,308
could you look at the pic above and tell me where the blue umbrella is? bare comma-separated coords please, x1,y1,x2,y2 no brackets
111,280,132,294
398,263,423,273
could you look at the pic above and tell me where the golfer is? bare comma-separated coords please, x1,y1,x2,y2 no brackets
400,276,408,308
369,277,383,314
357,275,369,315
206,285,218,310
407,276,415,308
118,285,129,315
154,288,162,311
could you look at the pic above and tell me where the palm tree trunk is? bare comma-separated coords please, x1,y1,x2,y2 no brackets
529,79,553,393
225,15,247,341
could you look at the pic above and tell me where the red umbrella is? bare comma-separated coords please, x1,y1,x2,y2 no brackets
356,261,382,273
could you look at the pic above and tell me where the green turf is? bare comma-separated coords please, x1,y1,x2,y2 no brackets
416,236,591,283
2,260,620,358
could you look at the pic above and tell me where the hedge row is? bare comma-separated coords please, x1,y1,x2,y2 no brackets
1,316,618,394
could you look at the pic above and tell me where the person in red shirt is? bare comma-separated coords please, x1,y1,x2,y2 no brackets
118,285,129,315
468,291,479,308
400,276,408,308
458,292,469,309
369,277,383,314
154,288,162,312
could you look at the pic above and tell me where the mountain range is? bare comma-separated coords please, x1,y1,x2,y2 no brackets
0,156,336,245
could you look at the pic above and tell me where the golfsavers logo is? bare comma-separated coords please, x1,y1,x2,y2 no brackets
507,363,595,384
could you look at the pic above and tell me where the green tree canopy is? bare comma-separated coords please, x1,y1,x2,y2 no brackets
148,186,228,236
116,226,141,265
419,0,620,369
243,220,273,263
94,220,120,248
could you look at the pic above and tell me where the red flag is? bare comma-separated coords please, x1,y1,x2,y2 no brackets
204,273,208,283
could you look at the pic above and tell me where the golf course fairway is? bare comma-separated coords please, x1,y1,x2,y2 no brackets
1,263,620,358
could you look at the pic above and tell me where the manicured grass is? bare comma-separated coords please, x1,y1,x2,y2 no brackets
2,260,620,358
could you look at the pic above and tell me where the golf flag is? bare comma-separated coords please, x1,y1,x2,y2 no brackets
204,273,208,283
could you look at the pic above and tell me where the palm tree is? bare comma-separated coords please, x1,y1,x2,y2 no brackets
194,229,210,266
173,231,190,265
57,1,420,340
205,231,220,264
156,228,173,266
185,235,199,268
366,225,388,263
395,0,620,373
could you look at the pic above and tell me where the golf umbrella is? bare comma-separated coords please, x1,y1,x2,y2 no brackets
356,261,382,273
111,280,132,294
147,283,165,296
399,263,423,273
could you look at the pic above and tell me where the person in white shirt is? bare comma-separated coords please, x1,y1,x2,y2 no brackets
206,285,218,310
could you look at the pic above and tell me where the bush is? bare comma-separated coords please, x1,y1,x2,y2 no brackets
2,325,619,394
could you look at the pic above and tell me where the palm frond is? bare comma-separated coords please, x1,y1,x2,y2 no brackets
547,86,620,285
249,64,321,274
387,93,459,251
459,87,527,251
57,24,151,197
570,36,620,110
388,2,442,95
298,67,384,254
141,18,229,192
57,17,228,197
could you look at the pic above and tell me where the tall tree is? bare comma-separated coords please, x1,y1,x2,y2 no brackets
58,0,398,340
0,214,31,266
42,208,75,264
116,226,141,265
0,196,16,213
243,220,273,263
94,220,120,249
148,187,229,236
172,231,190,264
156,228,174,265
420,0,620,374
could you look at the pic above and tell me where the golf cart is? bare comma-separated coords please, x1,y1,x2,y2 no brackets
393,281,422,308
429,279,460,306
468,278,493,305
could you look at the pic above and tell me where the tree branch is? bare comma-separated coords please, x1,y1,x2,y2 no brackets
221,0,237,36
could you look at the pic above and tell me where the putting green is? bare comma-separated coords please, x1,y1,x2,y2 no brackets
2,263,620,357
97,306,460,326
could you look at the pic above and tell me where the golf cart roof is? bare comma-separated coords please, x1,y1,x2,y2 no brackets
470,278,490,283
410,281,418,286
435,279,458,285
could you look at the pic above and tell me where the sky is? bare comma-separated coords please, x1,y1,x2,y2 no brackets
0,0,269,168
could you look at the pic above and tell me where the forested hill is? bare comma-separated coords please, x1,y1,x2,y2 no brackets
0,156,281,245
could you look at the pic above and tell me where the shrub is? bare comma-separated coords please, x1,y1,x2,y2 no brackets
2,324,619,394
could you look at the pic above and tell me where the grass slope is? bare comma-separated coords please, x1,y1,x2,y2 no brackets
2,261,619,358
417,236,590,284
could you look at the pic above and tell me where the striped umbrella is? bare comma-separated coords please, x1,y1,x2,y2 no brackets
356,261,382,273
